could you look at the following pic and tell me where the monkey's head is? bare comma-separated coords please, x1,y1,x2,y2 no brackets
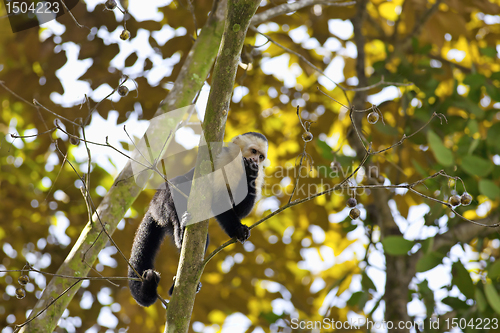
232,132,268,166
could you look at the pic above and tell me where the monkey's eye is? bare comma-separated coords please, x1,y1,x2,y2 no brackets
260,155,264,160
251,149,257,154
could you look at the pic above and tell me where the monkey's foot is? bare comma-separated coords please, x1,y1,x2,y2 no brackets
235,224,250,243
128,269,160,307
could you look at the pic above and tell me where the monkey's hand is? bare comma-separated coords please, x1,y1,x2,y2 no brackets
235,224,251,243
243,157,258,181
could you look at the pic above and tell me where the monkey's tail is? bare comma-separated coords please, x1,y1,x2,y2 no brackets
128,213,168,307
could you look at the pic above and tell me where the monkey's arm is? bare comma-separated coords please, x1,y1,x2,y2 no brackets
214,207,251,242
214,157,259,242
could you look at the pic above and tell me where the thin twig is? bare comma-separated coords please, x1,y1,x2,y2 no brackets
288,107,314,204
187,0,199,38
0,268,139,281
345,75,413,92
60,0,90,30
33,99,80,126
251,0,356,26
14,280,82,332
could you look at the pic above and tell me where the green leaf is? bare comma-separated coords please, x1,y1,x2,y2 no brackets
341,220,357,233
484,282,500,314
347,291,363,306
361,271,377,291
316,139,334,160
427,130,454,167
381,236,415,255
259,311,284,324
486,83,500,102
460,155,493,177
488,260,500,280
347,291,368,308
487,122,500,147
452,261,475,299
411,159,428,177
467,138,480,155
480,47,497,58
374,121,399,135
420,237,434,254
463,73,486,90
479,180,500,200
441,296,470,310
492,71,500,81
466,119,479,134
475,288,488,312
416,252,444,272
452,98,485,118
417,279,435,318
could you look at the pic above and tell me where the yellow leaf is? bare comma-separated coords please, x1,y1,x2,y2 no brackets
208,309,226,325
379,2,399,21
463,210,478,220
435,80,454,97
204,273,223,284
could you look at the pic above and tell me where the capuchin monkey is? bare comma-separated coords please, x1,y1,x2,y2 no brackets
128,132,268,307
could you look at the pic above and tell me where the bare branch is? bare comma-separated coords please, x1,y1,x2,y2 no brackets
60,0,91,30
14,280,82,332
249,26,351,104
251,0,356,26
345,75,413,92
433,215,500,250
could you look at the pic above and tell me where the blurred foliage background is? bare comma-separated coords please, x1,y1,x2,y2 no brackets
1,0,500,332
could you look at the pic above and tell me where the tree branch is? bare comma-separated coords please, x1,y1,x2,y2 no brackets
165,0,261,332
251,0,355,26
18,2,228,331
433,215,500,251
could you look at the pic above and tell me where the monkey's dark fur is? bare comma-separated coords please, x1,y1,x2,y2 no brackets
128,133,268,307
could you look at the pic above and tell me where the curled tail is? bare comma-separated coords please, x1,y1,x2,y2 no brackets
128,213,168,307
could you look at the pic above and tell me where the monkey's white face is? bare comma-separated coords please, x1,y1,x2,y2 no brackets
243,144,266,164
234,135,268,166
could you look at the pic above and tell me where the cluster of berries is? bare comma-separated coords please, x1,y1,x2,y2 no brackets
15,274,29,299
448,192,473,207
105,0,130,41
347,197,360,219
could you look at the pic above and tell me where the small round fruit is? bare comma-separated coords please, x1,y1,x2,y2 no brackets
16,287,26,299
461,192,472,206
118,85,129,96
302,131,313,142
105,0,117,10
449,195,461,206
349,208,360,219
69,136,80,145
120,29,130,40
18,275,29,285
377,175,385,184
367,111,379,124
346,197,357,208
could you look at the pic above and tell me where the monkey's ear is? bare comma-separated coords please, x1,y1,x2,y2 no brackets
263,159,271,168
232,135,242,144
